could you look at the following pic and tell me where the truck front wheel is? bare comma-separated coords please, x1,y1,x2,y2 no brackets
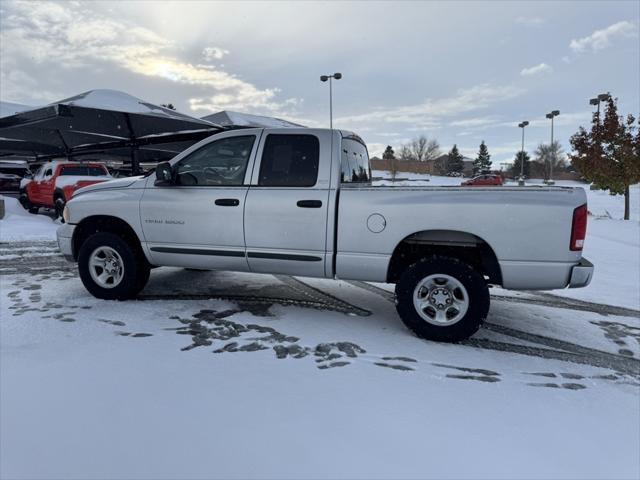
54,196,66,220
78,232,150,300
395,256,489,342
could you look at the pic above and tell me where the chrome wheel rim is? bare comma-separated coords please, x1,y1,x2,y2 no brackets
89,246,124,289
413,274,469,326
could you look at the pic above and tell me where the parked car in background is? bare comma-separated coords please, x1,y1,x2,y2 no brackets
0,161,32,192
20,161,112,217
462,174,503,186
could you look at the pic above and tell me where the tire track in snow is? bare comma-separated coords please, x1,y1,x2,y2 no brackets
347,280,640,376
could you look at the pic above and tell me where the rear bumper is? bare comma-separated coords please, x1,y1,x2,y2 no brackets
568,258,594,288
56,223,75,262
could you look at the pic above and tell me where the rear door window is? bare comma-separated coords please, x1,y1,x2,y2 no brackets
258,134,319,187
340,138,370,184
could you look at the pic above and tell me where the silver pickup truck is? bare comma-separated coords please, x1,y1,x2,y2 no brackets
57,127,593,341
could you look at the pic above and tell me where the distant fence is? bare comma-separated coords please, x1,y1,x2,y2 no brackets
370,158,435,174
370,158,583,181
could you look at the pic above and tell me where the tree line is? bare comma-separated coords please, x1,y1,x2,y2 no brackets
382,136,494,177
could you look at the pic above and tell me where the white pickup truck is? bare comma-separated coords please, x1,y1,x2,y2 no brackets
57,128,593,341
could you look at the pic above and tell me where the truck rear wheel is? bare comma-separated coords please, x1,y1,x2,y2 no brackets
395,255,489,342
78,232,150,300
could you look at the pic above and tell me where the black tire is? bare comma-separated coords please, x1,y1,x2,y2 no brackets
18,192,30,208
395,255,490,342
78,232,150,300
28,206,39,214
54,197,66,220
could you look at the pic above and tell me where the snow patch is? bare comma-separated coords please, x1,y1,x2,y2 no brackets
0,196,59,242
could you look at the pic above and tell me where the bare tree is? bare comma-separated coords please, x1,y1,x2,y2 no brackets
398,145,413,161
424,138,441,161
408,135,441,161
410,136,427,161
534,141,566,180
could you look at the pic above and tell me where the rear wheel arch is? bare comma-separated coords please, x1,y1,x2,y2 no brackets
386,229,502,285
72,215,147,263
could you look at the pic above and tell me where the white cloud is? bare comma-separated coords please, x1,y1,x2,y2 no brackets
0,1,298,115
569,21,638,53
515,16,546,27
335,84,524,127
0,64,61,102
520,63,553,77
202,47,229,61
449,116,500,128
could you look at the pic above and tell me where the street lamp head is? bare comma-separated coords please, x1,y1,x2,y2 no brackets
590,98,599,105
333,72,342,80
598,93,610,101
521,121,529,127
546,113,553,119
320,75,329,82
552,110,560,116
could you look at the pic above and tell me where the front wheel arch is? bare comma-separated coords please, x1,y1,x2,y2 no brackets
72,215,147,265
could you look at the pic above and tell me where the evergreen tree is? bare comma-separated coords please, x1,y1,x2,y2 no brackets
382,145,395,161
511,150,531,178
473,141,492,175
447,144,464,174
383,145,398,180
570,95,640,220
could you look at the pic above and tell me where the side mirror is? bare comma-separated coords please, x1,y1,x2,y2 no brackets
155,162,174,186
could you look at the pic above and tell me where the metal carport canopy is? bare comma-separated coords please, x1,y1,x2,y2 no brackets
0,90,224,173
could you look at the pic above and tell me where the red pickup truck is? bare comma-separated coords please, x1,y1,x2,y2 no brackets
20,161,112,217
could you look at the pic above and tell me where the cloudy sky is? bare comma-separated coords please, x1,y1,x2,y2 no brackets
1,0,638,163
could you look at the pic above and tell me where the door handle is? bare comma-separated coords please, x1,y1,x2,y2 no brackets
215,198,240,206
297,200,322,208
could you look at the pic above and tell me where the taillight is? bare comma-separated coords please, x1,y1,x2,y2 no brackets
570,204,588,251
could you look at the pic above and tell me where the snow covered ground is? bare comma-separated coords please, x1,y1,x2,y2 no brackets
0,196,59,242
1,181,639,479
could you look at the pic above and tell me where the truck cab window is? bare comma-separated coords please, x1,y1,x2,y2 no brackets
176,135,255,186
60,166,88,176
340,138,371,184
258,134,319,187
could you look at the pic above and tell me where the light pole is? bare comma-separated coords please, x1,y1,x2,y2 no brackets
589,93,610,141
589,93,610,118
320,72,342,129
518,120,529,184
545,110,560,184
